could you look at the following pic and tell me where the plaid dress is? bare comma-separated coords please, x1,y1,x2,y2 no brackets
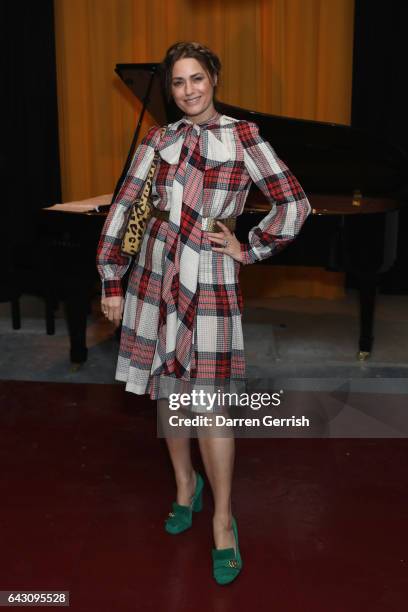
96,112,311,407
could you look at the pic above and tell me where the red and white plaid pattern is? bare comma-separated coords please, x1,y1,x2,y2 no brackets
96,113,311,399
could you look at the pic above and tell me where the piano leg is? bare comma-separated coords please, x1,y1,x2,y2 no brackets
45,295,55,335
64,293,89,364
358,275,377,359
11,297,21,330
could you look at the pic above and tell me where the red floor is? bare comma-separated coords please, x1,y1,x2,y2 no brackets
0,380,407,611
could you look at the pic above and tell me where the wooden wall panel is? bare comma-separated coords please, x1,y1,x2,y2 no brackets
54,0,354,200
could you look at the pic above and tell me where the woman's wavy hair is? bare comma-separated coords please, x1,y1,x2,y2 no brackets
161,41,221,103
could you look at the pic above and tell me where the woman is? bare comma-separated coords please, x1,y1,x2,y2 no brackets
97,41,311,585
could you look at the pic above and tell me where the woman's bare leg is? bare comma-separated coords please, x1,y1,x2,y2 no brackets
197,410,236,551
158,398,197,505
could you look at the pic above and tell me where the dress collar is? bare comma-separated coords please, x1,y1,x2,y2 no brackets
158,112,230,166
169,111,222,132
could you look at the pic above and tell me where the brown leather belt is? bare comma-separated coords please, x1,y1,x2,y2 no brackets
151,208,236,233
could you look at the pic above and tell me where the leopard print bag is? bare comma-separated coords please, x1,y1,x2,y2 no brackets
121,127,165,256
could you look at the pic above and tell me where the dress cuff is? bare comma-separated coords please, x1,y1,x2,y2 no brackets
240,242,259,265
102,279,123,298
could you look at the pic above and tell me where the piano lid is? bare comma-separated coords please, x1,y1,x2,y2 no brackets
115,63,181,127
115,63,408,199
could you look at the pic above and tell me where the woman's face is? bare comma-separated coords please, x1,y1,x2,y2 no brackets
171,57,217,121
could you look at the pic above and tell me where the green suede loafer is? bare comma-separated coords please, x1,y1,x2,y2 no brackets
212,516,242,585
165,471,204,535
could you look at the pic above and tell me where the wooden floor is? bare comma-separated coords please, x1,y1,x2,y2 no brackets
0,380,407,611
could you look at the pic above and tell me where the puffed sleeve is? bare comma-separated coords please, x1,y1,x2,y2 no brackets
237,121,311,265
96,125,162,298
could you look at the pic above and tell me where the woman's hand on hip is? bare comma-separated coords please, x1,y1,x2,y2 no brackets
206,220,244,263
101,296,124,326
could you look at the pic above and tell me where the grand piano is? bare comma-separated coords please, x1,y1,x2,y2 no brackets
40,62,408,364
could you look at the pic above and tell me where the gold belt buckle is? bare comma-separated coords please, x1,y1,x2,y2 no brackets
206,218,216,232
206,217,236,233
